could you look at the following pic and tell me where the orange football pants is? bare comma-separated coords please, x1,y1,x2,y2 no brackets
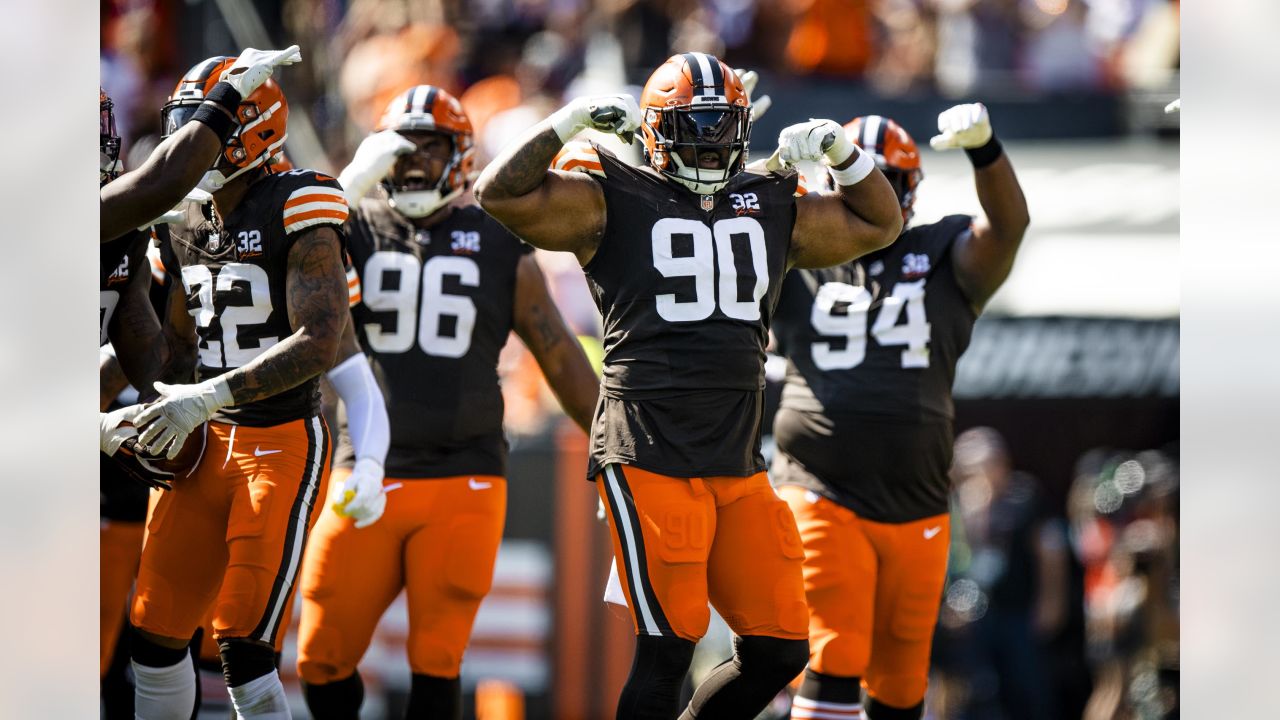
779,485,950,708
130,417,330,645
296,472,507,683
597,465,809,642
101,519,146,677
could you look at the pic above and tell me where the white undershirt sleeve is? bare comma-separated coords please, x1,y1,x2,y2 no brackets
325,353,390,465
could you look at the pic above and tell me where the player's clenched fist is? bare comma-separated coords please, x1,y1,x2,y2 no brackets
929,103,993,151
549,94,642,144
777,119,856,167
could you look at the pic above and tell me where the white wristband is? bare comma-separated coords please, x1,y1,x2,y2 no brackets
549,104,587,144
828,149,876,187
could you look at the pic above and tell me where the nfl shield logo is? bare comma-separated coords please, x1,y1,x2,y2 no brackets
208,232,221,250
701,195,714,211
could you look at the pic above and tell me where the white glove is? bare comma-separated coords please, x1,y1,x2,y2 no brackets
100,404,143,456
549,94,642,144
135,379,233,459
337,130,418,205
776,118,855,167
150,189,211,227
220,45,302,98
930,103,993,151
331,457,387,529
735,69,771,122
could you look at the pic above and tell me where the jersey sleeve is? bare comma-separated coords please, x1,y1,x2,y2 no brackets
344,252,362,307
280,172,350,237
154,225,183,284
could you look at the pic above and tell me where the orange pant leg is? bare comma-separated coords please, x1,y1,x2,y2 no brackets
404,475,507,678
704,474,809,640
596,465,717,642
131,424,234,641
212,417,330,644
296,468,406,685
779,485,878,676
101,519,146,677
862,514,949,709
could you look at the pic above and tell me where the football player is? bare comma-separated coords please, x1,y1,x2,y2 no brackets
123,55,352,719
770,106,1029,720
98,246,167,706
99,47,299,244
294,85,598,720
475,52,903,719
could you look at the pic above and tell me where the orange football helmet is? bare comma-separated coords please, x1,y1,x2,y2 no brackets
373,85,475,218
843,115,923,223
639,52,751,194
160,56,289,191
101,88,122,185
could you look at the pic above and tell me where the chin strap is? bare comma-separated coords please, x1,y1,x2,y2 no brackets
389,185,464,218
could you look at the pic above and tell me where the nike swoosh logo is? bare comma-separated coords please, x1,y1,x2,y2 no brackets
923,526,942,540
254,447,282,457
468,478,492,491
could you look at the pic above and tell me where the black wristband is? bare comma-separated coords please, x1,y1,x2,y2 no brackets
189,82,242,141
964,134,1003,170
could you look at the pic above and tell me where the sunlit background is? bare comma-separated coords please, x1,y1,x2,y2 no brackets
100,1,1179,718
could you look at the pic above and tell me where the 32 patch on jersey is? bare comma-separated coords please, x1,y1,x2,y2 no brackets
902,253,931,279
451,230,481,254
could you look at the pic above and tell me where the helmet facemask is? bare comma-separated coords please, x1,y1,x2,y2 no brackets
383,130,466,219
101,94,122,185
646,103,751,194
160,59,288,194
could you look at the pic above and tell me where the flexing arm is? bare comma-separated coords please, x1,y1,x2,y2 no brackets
782,120,903,269
474,127,606,263
107,264,168,395
511,254,599,433
932,104,1029,312
474,95,640,264
100,119,229,243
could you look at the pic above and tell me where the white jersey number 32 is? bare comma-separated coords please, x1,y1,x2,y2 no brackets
811,279,930,370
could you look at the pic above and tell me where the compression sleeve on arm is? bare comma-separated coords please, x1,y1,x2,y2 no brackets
326,353,390,465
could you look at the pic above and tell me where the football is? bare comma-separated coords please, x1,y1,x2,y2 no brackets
112,422,208,488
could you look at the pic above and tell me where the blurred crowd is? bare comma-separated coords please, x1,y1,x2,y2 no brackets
102,0,1180,172
927,428,1179,720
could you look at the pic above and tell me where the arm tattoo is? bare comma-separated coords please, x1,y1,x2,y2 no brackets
480,127,564,199
529,301,569,357
223,229,346,404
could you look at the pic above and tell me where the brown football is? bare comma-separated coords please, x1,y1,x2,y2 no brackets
117,422,208,479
